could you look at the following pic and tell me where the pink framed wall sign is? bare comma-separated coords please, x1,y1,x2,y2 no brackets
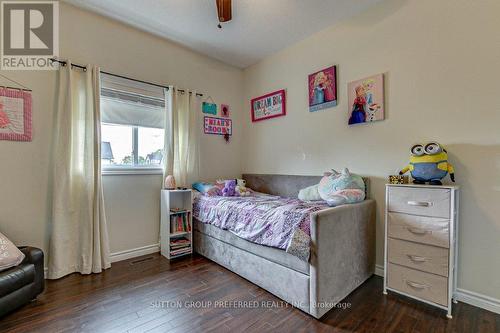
0,88,32,141
204,116,232,136
251,89,286,122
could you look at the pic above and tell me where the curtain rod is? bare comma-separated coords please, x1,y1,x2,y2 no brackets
49,58,204,97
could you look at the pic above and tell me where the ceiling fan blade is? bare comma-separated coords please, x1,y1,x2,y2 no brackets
216,0,232,23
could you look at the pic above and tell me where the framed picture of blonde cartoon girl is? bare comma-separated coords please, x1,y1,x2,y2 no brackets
308,65,337,112
348,73,384,125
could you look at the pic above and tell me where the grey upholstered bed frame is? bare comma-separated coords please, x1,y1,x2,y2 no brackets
193,174,376,318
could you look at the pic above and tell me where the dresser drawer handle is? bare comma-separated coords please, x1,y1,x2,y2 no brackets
405,280,429,289
407,254,428,262
407,227,431,235
407,201,432,207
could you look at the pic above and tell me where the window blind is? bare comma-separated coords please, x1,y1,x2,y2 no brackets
100,73,165,129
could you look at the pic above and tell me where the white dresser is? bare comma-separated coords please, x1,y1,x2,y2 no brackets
384,184,459,318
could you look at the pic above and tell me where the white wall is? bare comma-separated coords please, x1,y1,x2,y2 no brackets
242,0,500,299
0,3,243,257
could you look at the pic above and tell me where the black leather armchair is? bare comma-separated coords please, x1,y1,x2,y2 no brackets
0,247,45,318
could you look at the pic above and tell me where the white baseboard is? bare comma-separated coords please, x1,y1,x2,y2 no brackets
43,243,160,278
110,243,160,263
455,288,500,314
374,264,500,314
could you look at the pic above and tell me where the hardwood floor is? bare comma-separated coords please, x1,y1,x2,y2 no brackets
1,253,498,333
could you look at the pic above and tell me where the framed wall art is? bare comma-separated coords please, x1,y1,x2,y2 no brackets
308,65,337,112
250,89,286,122
348,73,384,125
0,88,32,141
221,104,230,117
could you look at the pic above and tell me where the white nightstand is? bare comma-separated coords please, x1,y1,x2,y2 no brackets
160,189,193,259
384,184,459,318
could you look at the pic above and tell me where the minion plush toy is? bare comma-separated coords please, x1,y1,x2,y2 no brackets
399,142,455,185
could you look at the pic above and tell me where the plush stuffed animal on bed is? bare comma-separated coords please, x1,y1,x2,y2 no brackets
235,179,251,196
298,184,322,201
192,182,222,196
222,179,238,197
298,168,365,206
318,168,365,206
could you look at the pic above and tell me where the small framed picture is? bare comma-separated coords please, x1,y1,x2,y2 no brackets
0,88,32,142
348,73,384,125
221,104,230,117
251,89,286,122
308,65,337,112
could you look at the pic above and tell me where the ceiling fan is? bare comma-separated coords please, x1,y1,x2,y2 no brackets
216,0,232,29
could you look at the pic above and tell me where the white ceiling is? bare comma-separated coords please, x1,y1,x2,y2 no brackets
64,0,382,68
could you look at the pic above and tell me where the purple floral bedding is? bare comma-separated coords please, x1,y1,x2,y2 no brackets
192,193,329,261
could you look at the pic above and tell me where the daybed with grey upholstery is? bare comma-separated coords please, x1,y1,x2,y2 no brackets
193,174,376,318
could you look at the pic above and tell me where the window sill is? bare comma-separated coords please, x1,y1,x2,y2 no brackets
102,168,163,176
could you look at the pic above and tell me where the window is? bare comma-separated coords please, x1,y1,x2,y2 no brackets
101,123,133,166
100,73,166,173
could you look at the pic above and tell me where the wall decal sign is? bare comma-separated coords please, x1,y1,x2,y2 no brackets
251,89,286,122
202,101,217,115
308,65,337,112
348,73,384,125
0,88,32,141
204,116,232,136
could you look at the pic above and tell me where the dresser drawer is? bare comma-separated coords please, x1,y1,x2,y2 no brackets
388,238,449,276
388,186,450,218
387,263,448,306
388,212,449,248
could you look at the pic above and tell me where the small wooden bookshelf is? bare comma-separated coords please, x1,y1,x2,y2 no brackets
160,189,193,259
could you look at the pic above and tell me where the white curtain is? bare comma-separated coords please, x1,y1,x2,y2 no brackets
48,62,111,279
163,87,201,188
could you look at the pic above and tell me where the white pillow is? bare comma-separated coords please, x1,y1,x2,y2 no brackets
0,232,25,272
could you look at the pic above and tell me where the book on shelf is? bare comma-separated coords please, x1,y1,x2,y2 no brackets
170,237,190,246
170,242,189,247
170,237,190,250
170,243,190,248
170,208,188,214
170,212,191,233
170,247,191,256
